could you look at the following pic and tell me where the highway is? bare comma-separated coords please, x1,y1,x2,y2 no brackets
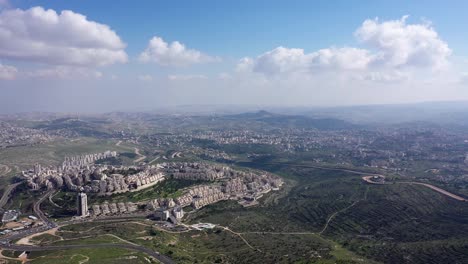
0,182,23,213
33,190,57,227
407,182,467,201
0,190,175,264
242,161,467,202
1,243,175,264
362,175,467,201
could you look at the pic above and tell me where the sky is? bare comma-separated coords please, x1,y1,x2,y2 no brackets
1,0,468,113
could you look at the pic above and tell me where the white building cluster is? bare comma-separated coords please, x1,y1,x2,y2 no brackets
188,185,227,209
148,162,284,213
164,162,231,181
91,201,138,216
23,151,165,195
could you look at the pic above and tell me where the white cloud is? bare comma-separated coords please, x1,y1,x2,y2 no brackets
0,6,127,66
239,47,374,76
168,74,207,81
27,66,103,79
239,16,451,80
358,71,409,83
236,57,254,72
139,36,218,66
249,46,373,75
0,63,17,80
138,74,153,81
355,16,451,69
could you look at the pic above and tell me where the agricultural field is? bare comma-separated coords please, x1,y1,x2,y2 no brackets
3,247,152,264
43,219,371,264
0,137,132,171
187,163,468,264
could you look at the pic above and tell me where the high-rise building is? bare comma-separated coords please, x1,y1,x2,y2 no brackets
33,163,42,174
77,192,89,217
172,206,184,219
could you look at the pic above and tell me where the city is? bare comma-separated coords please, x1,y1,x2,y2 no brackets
1,1,468,263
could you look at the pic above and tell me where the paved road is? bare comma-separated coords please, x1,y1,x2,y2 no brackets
0,204,175,264
362,175,467,202
0,182,23,213
252,162,381,176
33,190,57,227
0,243,175,264
244,161,467,202
406,182,467,201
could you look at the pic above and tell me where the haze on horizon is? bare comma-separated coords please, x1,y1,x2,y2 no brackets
1,0,468,113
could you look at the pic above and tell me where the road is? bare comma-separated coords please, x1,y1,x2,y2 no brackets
405,182,467,201
258,162,381,176
1,243,174,264
1,198,174,264
0,182,23,213
243,161,467,202
33,190,57,227
134,148,146,163
362,175,467,202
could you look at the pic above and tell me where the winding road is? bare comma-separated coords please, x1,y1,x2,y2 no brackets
134,148,146,163
248,161,467,202
33,190,57,227
1,243,174,264
0,190,174,263
0,182,22,213
363,175,467,202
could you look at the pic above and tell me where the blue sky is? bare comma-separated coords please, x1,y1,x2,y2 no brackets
13,0,468,58
1,0,468,112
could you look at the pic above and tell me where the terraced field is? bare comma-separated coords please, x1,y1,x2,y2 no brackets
189,163,468,264
325,183,468,263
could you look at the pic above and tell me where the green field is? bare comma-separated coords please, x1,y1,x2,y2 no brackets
26,247,152,264
186,163,468,264
0,138,120,169
2,137,468,264
51,219,369,264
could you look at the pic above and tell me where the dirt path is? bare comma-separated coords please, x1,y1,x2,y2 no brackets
16,227,61,245
319,200,360,235
134,148,146,163
0,249,26,263
219,226,262,252
71,254,89,264
0,165,11,176
104,234,139,246
148,156,160,164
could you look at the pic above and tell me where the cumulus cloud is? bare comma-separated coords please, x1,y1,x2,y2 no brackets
0,6,127,66
239,16,451,80
139,36,218,66
236,57,254,72
0,63,17,80
248,46,373,75
355,16,451,69
358,71,409,83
